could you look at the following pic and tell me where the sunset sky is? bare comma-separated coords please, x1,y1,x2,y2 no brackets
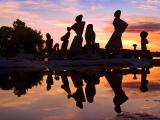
0,0,160,50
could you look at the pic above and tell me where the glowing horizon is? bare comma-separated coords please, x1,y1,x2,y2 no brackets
0,0,160,51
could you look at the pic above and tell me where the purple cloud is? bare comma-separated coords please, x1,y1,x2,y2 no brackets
127,22,160,33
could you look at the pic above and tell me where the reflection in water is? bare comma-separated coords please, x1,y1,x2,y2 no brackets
68,70,85,109
140,67,149,92
105,68,128,113
0,72,43,97
0,67,153,113
46,72,54,91
61,71,71,94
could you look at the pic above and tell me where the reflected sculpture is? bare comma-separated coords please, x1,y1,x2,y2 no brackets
0,66,152,113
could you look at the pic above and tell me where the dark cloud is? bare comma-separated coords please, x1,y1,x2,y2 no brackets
127,22,160,33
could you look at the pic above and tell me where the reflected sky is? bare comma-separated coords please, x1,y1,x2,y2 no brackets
0,67,160,120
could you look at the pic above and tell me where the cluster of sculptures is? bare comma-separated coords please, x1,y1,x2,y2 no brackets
45,10,149,59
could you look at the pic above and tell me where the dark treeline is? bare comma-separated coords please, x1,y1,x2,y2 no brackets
0,19,44,56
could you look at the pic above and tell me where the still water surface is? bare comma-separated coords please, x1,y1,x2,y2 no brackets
0,67,160,120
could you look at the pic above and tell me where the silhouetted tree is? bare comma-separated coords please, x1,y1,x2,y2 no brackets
12,19,43,53
0,19,44,56
13,19,25,28
0,26,14,55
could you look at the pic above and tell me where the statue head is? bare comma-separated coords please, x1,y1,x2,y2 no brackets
75,14,83,22
140,31,148,38
114,10,121,18
46,33,51,39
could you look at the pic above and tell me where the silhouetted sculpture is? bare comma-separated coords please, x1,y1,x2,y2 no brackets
52,43,60,59
46,33,53,52
53,43,59,52
140,68,149,92
61,27,71,57
46,74,53,91
140,31,149,51
85,24,95,46
70,15,85,50
105,69,128,113
105,10,128,50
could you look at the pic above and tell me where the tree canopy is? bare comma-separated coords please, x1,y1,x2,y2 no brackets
0,19,44,56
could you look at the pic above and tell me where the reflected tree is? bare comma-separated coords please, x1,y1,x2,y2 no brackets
0,71,43,97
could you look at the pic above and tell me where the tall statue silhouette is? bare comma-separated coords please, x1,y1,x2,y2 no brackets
85,24,95,46
105,10,128,50
70,14,85,50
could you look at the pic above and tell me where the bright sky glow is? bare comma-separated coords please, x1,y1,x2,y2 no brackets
0,0,160,50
